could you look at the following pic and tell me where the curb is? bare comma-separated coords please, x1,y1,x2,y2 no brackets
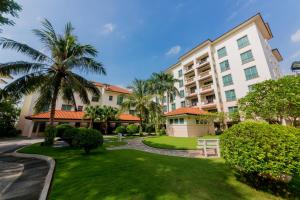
6,146,55,200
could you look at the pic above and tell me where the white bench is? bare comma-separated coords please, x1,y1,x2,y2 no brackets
197,139,220,157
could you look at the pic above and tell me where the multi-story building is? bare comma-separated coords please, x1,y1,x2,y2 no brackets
164,13,282,115
18,82,139,137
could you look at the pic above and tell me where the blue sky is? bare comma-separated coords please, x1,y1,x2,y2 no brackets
1,0,300,87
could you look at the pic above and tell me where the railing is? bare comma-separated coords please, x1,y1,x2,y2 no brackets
186,90,197,96
197,139,220,157
198,70,210,77
185,76,195,84
201,99,216,105
186,101,198,107
198,58,209,66
184,66,194,73
201,84,212,91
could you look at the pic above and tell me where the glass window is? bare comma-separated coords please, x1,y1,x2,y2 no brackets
91,96,100,102
77,106,83,111
244,66,259,80
174,118,179,124
179,90,185,98
222,74,233,86
180,101,185,108
225,90,236,101
171,103,176,111
217,47,227,58
228,106,238,113
179,118,184,124
196,119,200,124
240,50,254,64
109,96,113,101
61,104,72,111
179,79,184,87
169,119,173,124
178,69,183,77
237,35,250,49
117,95,123,105
220,60,230,72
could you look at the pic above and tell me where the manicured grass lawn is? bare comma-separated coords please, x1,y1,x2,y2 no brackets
143,135,220,150
19,144,281,200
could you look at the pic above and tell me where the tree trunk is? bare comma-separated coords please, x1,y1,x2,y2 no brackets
50,84,60,126
166,93,170,112
139,111,143,134
89,118,93,128
105,120,108,135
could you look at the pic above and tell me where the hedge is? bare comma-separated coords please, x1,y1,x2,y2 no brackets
73,128,103,153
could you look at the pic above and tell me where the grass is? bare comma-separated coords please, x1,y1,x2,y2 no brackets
18,144,282,200
103,136,127,148
142,135,220,150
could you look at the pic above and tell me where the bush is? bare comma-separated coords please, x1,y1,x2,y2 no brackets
159,127,166,135
126,124,139,135
221,121,300,195
43,125,56,146
56,124,73,138
62,128,80,146
115,125,127,134
145,124,155,133
73,128,103,153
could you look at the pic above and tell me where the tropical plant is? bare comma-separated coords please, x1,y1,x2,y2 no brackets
43,125,56,146
73,128,103,154
115,125,126,134
0,19,105,126
55,124,73,138
122,79,152,133
84,105,102,128
0,96,20,137
62,127,79,146
147,101,164,135
239,75,300,126
0,0,22,32
126,124,139,135
99,105,118,135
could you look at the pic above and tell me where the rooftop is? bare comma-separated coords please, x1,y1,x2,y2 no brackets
93,82,131,94
165,107,209,117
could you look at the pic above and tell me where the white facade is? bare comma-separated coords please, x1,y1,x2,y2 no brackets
164,14,282,114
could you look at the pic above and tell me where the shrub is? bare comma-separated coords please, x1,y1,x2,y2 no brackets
115,125,127,134
221,121,300,195
62,128,80,146
56,124,73,138
159,127,166,135
126,124,139,135
145,124,155,133
73,128,103,153
43,125,56,146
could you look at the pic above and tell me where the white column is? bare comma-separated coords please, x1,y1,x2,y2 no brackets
35,122,40,137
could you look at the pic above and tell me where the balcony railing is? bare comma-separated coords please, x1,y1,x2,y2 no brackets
184,65,194,74
198,58,209,67
186,101,199,107
185,76,195,84
201,84,212,91
201,99,216,105
198,70,210,78
186,90,197,96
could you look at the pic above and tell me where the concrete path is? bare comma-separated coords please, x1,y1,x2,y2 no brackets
0,139,53,200
108,138,215,158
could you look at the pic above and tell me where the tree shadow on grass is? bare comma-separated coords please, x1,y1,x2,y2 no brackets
142,140,194,150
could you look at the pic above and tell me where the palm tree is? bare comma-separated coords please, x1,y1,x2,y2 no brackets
148,101,164,135
150,72,179,112
84,105,102,128
0,19,105,125
99,105,119,135
122,79,152,133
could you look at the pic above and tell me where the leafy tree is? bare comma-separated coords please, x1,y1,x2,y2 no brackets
0,97,20,137
84,105,102,128
122,79,152,133
147,101,164,135
98,105,118,135
0,0,22,32
0,19,105,125
239,75,300,126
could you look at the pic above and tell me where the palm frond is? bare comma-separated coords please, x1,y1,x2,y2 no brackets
64,22,74,37
0,61,47,76
67,57,105,75
34,83,52,113
0,37,51,62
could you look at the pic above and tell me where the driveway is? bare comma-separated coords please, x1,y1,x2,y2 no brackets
0,139,51,200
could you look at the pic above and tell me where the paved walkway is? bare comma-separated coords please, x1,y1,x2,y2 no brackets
108,138,216,158
0,139,52,200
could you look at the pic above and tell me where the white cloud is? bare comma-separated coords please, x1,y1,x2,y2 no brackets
165,45,181,56
291,29,300,43
101,23,116,34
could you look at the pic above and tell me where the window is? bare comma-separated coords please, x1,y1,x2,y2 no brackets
220,60,230,72
228,106,238,113
196,119,208,124
217,47,227,58
179,118,184,124
163,106,167,112
244,66,258,80
174,118,179,124
171,103,176,111
41,105,49,112
180,101,185,108
61,104,72,111
109,96,113,101
179,90,185,98
169,119,173,124
91,96,100,102
179,79,184,87
178,69,183,77
77,106,83,111
240,50,254,64
222,74,233,86
237,35,250,49
225,90,236,101
117,95,123,105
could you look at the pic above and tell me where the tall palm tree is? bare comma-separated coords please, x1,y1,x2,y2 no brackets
100,105,118,135
84,105,102,128
148,101,164,135
150,72,179,112
122,79,152,133
0,19,105,125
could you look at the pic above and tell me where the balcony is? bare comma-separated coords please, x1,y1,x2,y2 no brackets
199,84,214,94
185,76,196,85
184,65,194,74
186,90,198,97
196,58,210,68
200,99,217,109
186,100,199,107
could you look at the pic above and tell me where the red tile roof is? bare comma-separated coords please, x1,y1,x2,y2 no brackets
93,82,131,94
165,107,209,116
26,110,140,121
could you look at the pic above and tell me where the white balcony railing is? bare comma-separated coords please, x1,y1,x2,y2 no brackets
201,84,212,91
198,58,209,66
198,70,210,78
186,90,197,96
185,76,195,84
201,99,216,105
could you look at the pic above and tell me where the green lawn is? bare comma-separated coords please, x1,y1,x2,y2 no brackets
142,135,220,150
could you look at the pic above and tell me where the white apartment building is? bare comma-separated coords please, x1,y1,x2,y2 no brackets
164,13,282,114
18,82,138,137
